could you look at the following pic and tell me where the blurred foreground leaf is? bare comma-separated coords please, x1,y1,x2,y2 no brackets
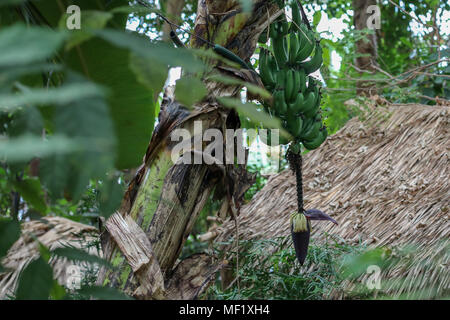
15,257,53,300
77,285,133,300
0,24,66,67
0,83,105,112
175,76,207,107
12,177,47,214
0,135,80,163
218,97,290,139
52,247,112,269
208,74,271,100
0,218,21,259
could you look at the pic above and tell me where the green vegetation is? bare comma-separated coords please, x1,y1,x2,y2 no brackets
205,237,449,300
206,236,366,300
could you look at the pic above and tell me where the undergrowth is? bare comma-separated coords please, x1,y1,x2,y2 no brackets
205,235,366,300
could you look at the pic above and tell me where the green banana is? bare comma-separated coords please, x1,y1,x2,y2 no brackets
285,69,294,103
276,69,285,90
289,92,305,114
273,89,284,106
258,49,270,85
298,90,316,115
303,85,320,118
255,8,326,153
296,30,315,62
291,1,301,29
278,98,288,115
259,49,276,88
267,51,279,78
302,119,321,141
288,116,304,138
270,23,278,39
300,117,314,135
291,70,300,102
297,23,308,51
303,126,327,150
289,32,299,64
273,89,287,114
267,58,278,87
299,68,306,93
301,43,323,74
273,37,288,67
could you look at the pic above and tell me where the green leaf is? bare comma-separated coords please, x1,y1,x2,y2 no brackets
110,5,160,15
313,11,322,26
0,83,106,112
44,79,116,200
8,105,44,138
0,63,62,86
208,74,271,99
217,97,290,139
98,178,125,220
28,1,157,169
0,218,21,259
340,248,386,279
59,11,113,50
0,24,66,67
32,0,128,27
12,177,47,214
175,76,208,107
96,29,205,73
15,257,53,300
0,135,80,163
0,0,26,5
64,35,155,169
50,280,67,300
38,243,51,263
77,285,133,300
129,53,167,101
52,247,112,269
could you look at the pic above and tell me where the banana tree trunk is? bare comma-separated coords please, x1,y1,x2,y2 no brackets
96,0,281,299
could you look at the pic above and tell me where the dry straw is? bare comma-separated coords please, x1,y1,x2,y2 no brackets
0,217,98,299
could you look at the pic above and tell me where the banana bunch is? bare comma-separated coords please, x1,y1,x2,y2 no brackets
258,1,327,152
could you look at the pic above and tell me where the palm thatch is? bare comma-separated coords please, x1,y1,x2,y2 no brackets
214,101,450,298
0,217,99,299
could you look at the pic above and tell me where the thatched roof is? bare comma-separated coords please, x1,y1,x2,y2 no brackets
215,102,450,298
0,217,98,299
